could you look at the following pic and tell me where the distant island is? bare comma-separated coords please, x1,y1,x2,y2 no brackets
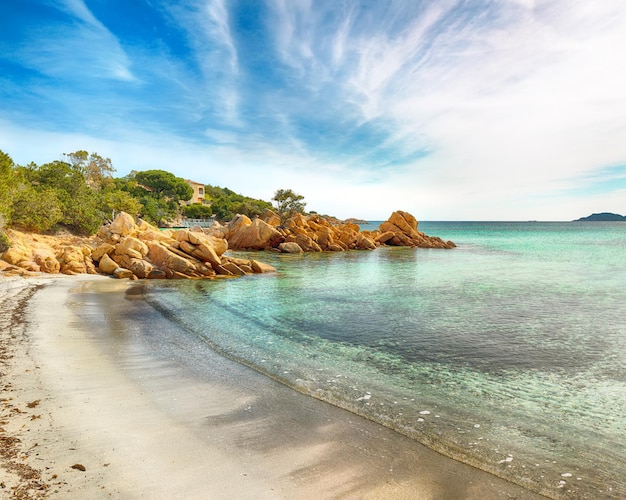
575,212,626,221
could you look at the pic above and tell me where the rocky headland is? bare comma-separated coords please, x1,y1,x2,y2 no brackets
0,210,454,279
575,212,626,221
210,209,455,252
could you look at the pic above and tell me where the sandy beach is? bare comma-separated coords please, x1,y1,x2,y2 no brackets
0,275,544,499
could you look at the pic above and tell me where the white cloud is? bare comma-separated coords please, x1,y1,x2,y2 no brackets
268,0,315,72
19,0,137,82
3,0,626,221
160,0,241,125
344,0,626,217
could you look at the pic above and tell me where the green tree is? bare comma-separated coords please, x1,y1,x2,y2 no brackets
30,161,103,234
10,185,64,232
203,185,272,222
182,203,213,219
133,170,193,201
0,150,16,221
233,200,271,219
97,188,143,220
209,196,235,221
14,159,105,234
136,196,173,225
23,160,84,194
63,150,115,190
115,170,193,225
272,188,306,223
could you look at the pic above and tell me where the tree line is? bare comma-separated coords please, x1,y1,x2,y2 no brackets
0,149,306,245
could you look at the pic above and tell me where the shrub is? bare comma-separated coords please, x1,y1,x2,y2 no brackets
11,186,63,232
182,203,213,219
0,231,9,254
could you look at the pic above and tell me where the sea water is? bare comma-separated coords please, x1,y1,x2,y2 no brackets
144,222,626,499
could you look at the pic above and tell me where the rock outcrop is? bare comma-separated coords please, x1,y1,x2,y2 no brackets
0,212,277,279
210,210,454,252
0,209,454,277
224,214,283,250
378,211,456,249
209,212,378,253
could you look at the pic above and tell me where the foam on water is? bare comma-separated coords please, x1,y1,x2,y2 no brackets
145,222,626,499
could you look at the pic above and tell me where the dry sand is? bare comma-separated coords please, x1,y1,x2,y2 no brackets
0,275,545,499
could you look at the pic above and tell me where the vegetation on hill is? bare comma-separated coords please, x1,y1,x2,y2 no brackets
575,212,626,221
0,148,298,238
203,185,273,221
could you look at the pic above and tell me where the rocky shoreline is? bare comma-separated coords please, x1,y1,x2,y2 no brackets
0,210,454,280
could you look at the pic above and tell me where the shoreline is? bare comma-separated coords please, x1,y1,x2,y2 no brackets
1,275,544,499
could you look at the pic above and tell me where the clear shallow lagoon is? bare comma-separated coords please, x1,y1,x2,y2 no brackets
144,221,626,499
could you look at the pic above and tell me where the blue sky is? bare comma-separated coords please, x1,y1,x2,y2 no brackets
1,0,625,220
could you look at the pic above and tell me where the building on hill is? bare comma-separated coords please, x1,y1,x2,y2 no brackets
184,179,205,205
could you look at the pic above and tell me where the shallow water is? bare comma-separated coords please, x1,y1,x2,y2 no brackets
144,221,626,499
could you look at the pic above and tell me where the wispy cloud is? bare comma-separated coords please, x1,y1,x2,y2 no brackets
1,0,626,220
155,0,241,126
14,0,134,82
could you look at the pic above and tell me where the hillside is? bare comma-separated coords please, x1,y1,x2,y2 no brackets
575,212,626,221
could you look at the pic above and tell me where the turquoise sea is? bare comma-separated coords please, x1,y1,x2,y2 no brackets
144,221,626,499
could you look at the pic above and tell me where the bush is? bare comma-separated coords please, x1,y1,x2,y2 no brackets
98,189,143,220
182,203,213,219
11,186,63,232
0,231,9,253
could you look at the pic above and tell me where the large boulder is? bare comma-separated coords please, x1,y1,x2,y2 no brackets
278,242,303,253
115,236,149,259
179,240,222,268
98,253,119,275
355,233,377,250
293,233,322,252
59,246,89,275
379,211,455,249
250,259,277,273
33,248,61,274
226,216,283,250
379,211,420,240
312,226,336,250
375,231,396,244
261,209,281,227
113,267,135,279
1,241,29,266
91,243,116,262
146,242,197,276
206,234,228,256
109,212,137,237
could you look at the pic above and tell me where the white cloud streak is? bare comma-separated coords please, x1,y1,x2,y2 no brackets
2,0,626,220
18,0,135,81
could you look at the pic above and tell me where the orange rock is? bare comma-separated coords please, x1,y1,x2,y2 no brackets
379,211,455,249
146,242,196,275
33,248,61,273
115,236,148,259
250,259,277,273
278,242,303,253
98,253,119,275
355,233,377,250
109,212,137,236
91,243,116,262
227,216,283,250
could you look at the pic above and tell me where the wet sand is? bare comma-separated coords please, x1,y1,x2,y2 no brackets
0,275,544,499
